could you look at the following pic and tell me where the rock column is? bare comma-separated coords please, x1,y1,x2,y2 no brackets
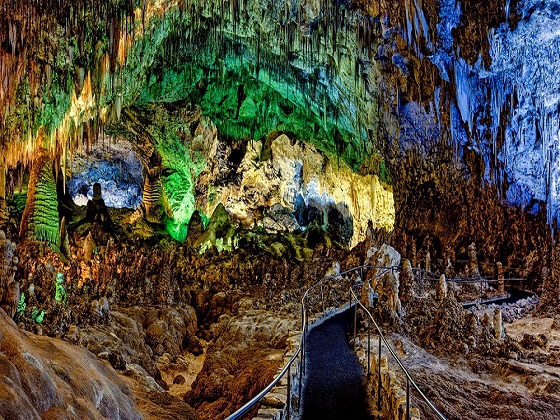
0,166,8,229
497,262,505,295
399,259,413,303
468,242,480,278
436,274,447,300
425,250,431,273
494,309,503,340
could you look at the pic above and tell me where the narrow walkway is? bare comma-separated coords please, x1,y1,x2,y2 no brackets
300,308,370,420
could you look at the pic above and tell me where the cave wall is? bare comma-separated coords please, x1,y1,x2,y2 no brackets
0,0,559,274
367,0,558,272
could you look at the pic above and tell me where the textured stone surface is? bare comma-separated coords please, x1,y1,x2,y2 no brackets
184,303,298,419
0,308,141,419
196,133,394,248
68,138,143,209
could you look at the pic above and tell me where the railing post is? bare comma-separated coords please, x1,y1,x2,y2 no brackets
286,361,291,420
367,317,371,376
321,283,325,312
377,335,382,411
298,350,303,414
406,377,410,420
301,301,306,378
305,296,309,329
353,299,358,349
302,332,306,377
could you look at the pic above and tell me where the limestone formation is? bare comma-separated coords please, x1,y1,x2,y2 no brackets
82,232,96,263
0,1,560,419
196,134,394,248
437,274,448,301
0,308,141,419
494,309,504,341
468,242,480,278
0,230,18,317
399,259,414,304
425,250,431,273
367,245,402,319
361,279,378,311
184,304,297,419
497,262,505,295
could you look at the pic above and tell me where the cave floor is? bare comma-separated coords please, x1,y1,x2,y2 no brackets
119,346,206,420
374,315,560,420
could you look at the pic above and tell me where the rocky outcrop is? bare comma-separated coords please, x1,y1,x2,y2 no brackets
366,245,402,324
0,229,18,317
196,133,394,248
184,300,298,419
0,308,141,419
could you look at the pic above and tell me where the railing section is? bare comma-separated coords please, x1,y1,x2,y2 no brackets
226,265,447,420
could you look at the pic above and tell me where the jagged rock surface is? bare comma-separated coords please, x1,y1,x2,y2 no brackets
184,300,298,419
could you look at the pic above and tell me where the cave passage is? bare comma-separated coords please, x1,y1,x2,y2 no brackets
300,308,369,420
67,140,144,210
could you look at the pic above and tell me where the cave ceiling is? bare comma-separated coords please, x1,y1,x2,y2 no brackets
0,0,385,169
0,0,559,260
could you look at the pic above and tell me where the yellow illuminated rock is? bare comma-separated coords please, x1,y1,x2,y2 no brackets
199,134,394,248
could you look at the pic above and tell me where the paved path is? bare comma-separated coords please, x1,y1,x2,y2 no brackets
300,308,370,420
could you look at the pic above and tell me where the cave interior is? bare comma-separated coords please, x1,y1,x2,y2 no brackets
1,0,560,419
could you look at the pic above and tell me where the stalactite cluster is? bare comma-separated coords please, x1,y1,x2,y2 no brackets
0,0,136,166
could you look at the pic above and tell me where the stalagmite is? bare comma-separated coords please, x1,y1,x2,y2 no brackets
494,309,504,341
497,262,505,295
0,165,8,228
436,274,447,300
410,239,417,267
483,312,493,331
468,242,480,278
0,230,17,317
399,258,413,303
361,278,377,310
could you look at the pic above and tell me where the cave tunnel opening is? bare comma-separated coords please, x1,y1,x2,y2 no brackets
67,138,143,210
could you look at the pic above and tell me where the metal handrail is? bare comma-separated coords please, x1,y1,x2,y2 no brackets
225,347,301,419
445,277,526,283
411,267,526,284
350,285,448,420
226,264,395,420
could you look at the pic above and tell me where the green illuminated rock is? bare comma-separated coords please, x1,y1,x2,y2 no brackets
19,155,61,245
54,272,67,305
